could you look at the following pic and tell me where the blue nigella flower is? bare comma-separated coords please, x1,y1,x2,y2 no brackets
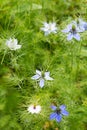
62,23,83,41
74,19,87,31
83,23,87,30
50,105,69,122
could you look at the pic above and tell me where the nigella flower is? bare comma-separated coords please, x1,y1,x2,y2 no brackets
41,22,57,35
74,19,87,32
50,105,69,122
31,70,53,88
6,38,21,50
27,104,41,114
62,23,82,41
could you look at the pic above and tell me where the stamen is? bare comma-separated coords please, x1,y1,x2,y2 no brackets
56,109,61,114
33,105,36,109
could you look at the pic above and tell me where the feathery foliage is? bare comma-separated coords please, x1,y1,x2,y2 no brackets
0,0,87,130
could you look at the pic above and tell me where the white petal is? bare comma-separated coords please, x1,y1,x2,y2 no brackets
13,38,18,45
44,22,49,27
36,70,41,76
14,45,21,50
6,38,11,46
44,72,53,80
39,78,44,88
27,105,34,114
73,33,80,41
50,23,57,31
40,27,48,32
67,33,73,41
35,105,41,113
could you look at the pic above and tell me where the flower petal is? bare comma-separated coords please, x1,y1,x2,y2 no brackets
62,24,72,33
44,72,53,80
15,45,21,50
13,38,18,45
51,105,57,110
39,78,44,88
31,74,40,80
61,110,69,116
36,70,41,76
60,105,66,110
50,112,57,120
67,33,73,41
56,114,62,122
84,23,87,30
73,33,80,41
62,29,69,33
35,105,41,113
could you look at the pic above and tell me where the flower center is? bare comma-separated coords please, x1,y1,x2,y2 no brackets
33,105,36,109
56,109,61,114
77,19,80,25
48,24,52,31
41,71,44,78
70,25,77,34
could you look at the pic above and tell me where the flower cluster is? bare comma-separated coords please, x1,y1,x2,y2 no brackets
41,19,87,41
27,104,69,123
5,19,87,51
5,18,87,124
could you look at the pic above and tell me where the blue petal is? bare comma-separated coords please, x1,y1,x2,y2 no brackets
62,29,69,33
50,112,57,120
31,74,40,80
60,105,66,110
84,23,87,30
39,78,44,88
61,110,69,116
67,33,73,41
73,33,80,41
56,114,62,122
51,105,57,110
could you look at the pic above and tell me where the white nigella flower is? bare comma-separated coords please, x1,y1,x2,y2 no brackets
62,23,82,41
31,70,54,88
27,104,41,114
41,22,57,35
6,38,21,50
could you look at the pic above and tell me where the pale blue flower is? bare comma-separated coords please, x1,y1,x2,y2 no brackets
50,105,69,122
62,23,81,41
73,19,87,32
31,70,53,88
41,22,57,35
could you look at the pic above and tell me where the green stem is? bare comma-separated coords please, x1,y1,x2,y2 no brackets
1,50,7,64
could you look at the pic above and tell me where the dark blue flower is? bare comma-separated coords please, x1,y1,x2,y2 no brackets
50,105,69,122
